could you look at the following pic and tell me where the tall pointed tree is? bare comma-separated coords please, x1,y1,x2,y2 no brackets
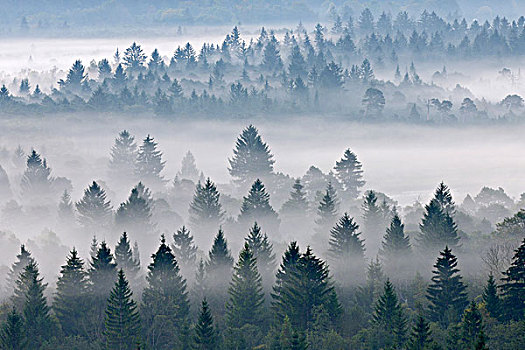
76,181,113,233
407,316,432,350
108,130,137,183
193,298,218,350
426,246,468,328
228,125,275,186
189,177,225,240
178,150,200,182
57,189,75,224
245,222,276,284
238,179,279,233
6,245,34,296
115,183,154,238
460,301,483,349
53,248,89,337
280,179,309,216
482,274,502,320
315,182,339,239
104,269,141,349
20,149,53,201
135,134,166,190
114,232,141,284
0,308,26,350
334,148,365,200
418,199,460,253
362,190,385,257
433,182,455,215
500,238,525,321
272,241,302,324
380,214,411,276
172,226,198,278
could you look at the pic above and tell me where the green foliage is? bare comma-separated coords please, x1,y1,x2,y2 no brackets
500,238,525,321
0,308,26,350
418,199,460,253
371,279,407,348
482,274,502,320
315,182,339,236
238,179,279,229
114,232,141,283
329,212,364,259
172,226,198,273
407,315,432,350
7,245,34,297
460,301,483,349
193,298,218,349
245,222,276,283
189,177,225,233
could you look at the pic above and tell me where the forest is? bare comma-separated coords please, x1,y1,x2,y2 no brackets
0,124,524,349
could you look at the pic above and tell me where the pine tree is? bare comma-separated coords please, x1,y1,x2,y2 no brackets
433,182,455,215
228,125,275,186
108,130,137,182
189,178,225,239
178,151,200,182
89,235,99,260
76,181,113,233
135,134,166,190
315,182,339,238
20,262,54,348
57,189,75,223
142,235,190,349
334,149,365,200
500,238,525,321
227,243,265,329
482,274,502,319
172,226,198,278
426,246,468,328
362,190,385,257
115,232,140,284
115,183,153,237
460,301,483,349
245,222,276,283
328,212,365,259
20,149,53,200
238,179,279,232
194,298,218,350
53,248,89,337
7,245,34,296
272,241,302,324
372,279,407,348
104,269,141,349
380,214,411,270
418,199,460,253
407,316,432,350
0,308,26,350
280,179,309,216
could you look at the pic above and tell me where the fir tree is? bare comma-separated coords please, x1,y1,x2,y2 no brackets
328,212,365,259
334,149,365,199
76,181,113,233
189,178,225,238
108,130,137,182
53,248,89,337
460,301,483,349
426,246,468,328
135,134,166,190
482,274,502,320
315,182,339,238
228,125,275,186
245,222,276,284
362,190,385,257
380,214,411,270
57,189,75,223
372,279,407,348
178,151,200,182
418,199,460,253
407,316,432,350
172,226,198,278
104,269,141,349
142,235,190,349
20,149,53,200
500,238,525,321
433,182,455,215
6,245,34,296
89,235,99,260
114,232,140,284
194,298,218,350
238,179,279,232
280,179,309,216
115,183,154,237
272,241,302,324
226,243,265,329
0,308,26,350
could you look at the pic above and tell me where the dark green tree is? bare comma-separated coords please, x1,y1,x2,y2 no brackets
135,135,166,190
500,238,525,321
334,148,365,200
380,214,411,272
272,241,301,323
53,248,89,337
193,298,218,350
245,222,276,284
482,274,502,320
6,245,34,296
228,125,275,186
104,269,141,349
407,316,432,350
418,199,460,253
0,308,26,350
114,232,141,284
142,235,190,349
189,178,225,238
315,182,339,239
426,246,468,328
238,179,279,232
460,301,483,349
433,182,455,215
328,212,365,259
75,181,113,233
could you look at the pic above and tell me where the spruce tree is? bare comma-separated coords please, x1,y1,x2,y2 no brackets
135,134,166,190
460,301,483,349
500,238,525,321
482,274,502,320
115,183,153,237
178,150,200,182
407,316,432,350
334,148,365,200
245,222,276,284
104,269,141,349
433,182,455,215
380,214,411,274
0,308,26,350
172,226,198,278
418,199,460,253
20,149,53,200
280,179,309,216
189,178,225,239
227,243,265,329
328,212,365,259
238,179,279,232
228,125,275,186
75,181,113,233
108,130,137,183
426,246,468,328
57,189,75,224
315,182,339,238
272,241,302,324
53,248,89,337
6,245,34,296
142,235,190,349
194,298,218,350
362,190,385,257
372,279,407,348
114,232,140,284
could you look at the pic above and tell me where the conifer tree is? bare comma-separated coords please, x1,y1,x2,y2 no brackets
135,134,166,190
114,232,140,284
53,248,89,337
104,269,141,349
194,298,218,350
362,190,385,257
407,316,432,350
172,226,198,278
280,179,309,216
228,125,275,186
245,222,276,283
20,149,53,200
433,182,455,215
426,246,468,328
380,214,411,273
189,177,225,239
418,199,460,253
500,238,525,321
372,279,407,348
334,149,365,200
115,183,153,237
178,150,200,182
272,241,302,323
142,235,190,349
76,181,113,233
227,243,265,329
460,301,483,349
238,179,279,232
108,130,137,182
315,182,339,238
482,274,502,320
89,235,98,260
57,189,75,223
7,245,34,296
0,308,26,350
